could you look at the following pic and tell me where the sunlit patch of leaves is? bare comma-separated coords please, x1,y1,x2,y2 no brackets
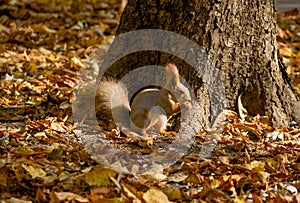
277,9,300,98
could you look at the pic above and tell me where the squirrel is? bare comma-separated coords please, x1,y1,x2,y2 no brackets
77,63,192,136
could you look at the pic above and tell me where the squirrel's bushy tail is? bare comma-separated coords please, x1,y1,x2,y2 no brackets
73,79,131,130
95,79,131,129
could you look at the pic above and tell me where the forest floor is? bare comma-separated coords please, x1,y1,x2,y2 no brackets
0,1,300,202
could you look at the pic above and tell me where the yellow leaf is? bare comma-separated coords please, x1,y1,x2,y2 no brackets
143,189,172,203
99,22,110,31
71,56,85,67
11,147,36,156
34,131,47,138
266,158,278,169
0,98,10,106
94,198,125,203
211,179,221,189
85,166,116,186
279,47,293,57
102,36,115,44
58,171,71,181
250,160,264,170
233,196,246,203
22,164,46,179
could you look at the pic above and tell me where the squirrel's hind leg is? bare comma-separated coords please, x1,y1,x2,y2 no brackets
130,108,150,135
146,106,168,134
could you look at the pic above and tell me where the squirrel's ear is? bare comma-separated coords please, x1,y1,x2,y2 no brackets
165,63,180,86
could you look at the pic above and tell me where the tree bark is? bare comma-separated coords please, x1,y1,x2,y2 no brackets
106,0,299,127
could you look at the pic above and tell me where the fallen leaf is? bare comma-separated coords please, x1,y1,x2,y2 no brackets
85,165,117,186
52,192,89,202
143,189,172,203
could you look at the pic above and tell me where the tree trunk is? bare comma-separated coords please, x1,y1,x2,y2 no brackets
106,0,299,127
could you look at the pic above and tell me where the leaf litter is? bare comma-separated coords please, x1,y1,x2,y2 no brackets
0,0,299,202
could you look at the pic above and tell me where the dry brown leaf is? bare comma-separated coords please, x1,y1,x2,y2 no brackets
143,189,172,203
52,192,89,203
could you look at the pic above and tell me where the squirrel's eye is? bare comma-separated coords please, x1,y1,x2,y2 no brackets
179,89,184,95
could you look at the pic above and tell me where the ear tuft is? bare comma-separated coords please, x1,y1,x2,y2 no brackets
166,63,179,75
165,63,180,87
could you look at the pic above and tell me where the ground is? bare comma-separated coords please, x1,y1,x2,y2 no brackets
0,1,300,202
